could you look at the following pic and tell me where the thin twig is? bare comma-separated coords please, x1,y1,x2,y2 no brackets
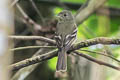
74,51,120,71
29,0,45,24
16,3,35,25
9,36,120,50
16,3,42,33
16,4,29,20
9,36,56,45
10,46,56,51
80,49,120,63
9,36,120,47
10,0,19,7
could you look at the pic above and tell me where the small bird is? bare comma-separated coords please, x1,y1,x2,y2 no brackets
55,10,77,72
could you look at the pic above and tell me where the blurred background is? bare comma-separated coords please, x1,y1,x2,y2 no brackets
8,0,120,80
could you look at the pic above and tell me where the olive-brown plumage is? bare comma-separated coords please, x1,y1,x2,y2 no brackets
55,10,77,72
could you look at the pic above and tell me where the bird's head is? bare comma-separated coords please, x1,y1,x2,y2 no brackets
56,10,74,22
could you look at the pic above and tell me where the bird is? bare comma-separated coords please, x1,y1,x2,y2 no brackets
55,10,77,72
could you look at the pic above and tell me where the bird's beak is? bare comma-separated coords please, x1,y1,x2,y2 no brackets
55,15,62,21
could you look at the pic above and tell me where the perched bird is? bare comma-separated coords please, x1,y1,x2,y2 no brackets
55,10,77,72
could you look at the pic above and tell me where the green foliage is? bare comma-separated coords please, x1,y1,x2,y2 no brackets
48,57,57,71
110,17,120,34
54,8,63,15
78,14,98,39
61,0,85,3
108,0,120,8
112,47,120,58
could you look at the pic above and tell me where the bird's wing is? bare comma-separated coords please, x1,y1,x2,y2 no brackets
65,27,77,50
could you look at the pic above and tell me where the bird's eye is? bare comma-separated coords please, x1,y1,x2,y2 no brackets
64,14,67,17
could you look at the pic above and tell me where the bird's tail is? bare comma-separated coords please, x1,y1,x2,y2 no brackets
56,48,67,72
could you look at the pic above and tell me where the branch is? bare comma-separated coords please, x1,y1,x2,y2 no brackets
16,3,34,25
9,49,58,71
80,49,120,63
29,0,45,24
75,0,107,25
9,36,56,44
10,36,120,51
10,46,56,51
70,37,120,51
9,36,120,47
16,3,42,33
10,0,19,7
11,43,49,80
74,51,120,71
9,37,120,71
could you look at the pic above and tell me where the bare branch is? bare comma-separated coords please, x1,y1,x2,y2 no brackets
11,43,49,80
29,0,45,24
10,36,120,70
80,49,120,63
10,46,56,51
10,0,19,7
9,49,58,71
70,37,120,51
9,36,56,44
9,45,120,71
16,3,42,33
10,36,120,51
74,51,120,71
75,0,107,25
10,36,120,47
